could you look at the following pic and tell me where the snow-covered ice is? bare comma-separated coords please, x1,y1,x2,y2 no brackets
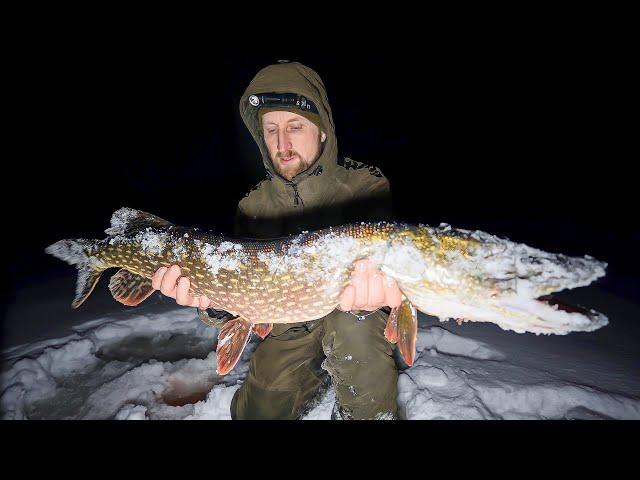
2,279,639,420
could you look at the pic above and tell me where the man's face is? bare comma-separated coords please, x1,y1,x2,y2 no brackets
262,110,326,181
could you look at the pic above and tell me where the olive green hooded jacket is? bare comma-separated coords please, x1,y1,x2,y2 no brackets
199,62,394,332
235,61,393,238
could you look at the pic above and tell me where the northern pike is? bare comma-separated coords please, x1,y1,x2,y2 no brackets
45,207,608,374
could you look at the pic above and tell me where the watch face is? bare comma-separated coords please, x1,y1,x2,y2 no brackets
249,95,259,107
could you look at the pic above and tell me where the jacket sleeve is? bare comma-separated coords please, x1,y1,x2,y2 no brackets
344,172,394,224
234,202,251,237
362,175,394,222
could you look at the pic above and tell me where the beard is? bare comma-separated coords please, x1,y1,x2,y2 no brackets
272,150,315,181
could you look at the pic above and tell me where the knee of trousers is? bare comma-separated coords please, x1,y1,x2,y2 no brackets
230,327,328,420
321,310,398,412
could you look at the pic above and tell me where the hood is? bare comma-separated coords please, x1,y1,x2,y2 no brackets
239,62,338,183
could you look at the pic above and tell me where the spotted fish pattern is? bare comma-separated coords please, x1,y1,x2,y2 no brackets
46,207,608,374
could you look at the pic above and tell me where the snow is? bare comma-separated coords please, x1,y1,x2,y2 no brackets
399,323,640,419
369,224,610,335
115,404,148,420
201,242,248,275
2,282,639,420
139,229,166,256
104,207,139,236
249,224,609,334
257,232,368,296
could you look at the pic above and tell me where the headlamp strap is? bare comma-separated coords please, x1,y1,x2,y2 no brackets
248,92,319,114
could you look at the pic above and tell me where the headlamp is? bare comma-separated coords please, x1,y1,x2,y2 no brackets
248,92,319,114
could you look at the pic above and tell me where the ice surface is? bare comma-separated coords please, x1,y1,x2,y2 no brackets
2,283,639,420
416,326,506,361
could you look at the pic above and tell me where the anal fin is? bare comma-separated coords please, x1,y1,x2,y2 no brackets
216,317,252,375
108,269,155,306
397,300,418,366
251,323,273,339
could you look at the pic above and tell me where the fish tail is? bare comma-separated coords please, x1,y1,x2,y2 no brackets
45,238,106,308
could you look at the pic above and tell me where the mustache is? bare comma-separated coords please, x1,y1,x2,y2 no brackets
276,150,299,160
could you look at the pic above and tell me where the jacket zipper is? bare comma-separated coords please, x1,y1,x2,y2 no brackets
290,182,303,207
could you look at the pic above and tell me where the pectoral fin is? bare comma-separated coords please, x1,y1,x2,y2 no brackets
397,300,418,366
251,323,273,339
384,306,399,344
108,268,155,306
216,317,252,375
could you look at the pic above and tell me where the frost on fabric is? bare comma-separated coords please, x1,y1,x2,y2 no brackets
373,411,396,420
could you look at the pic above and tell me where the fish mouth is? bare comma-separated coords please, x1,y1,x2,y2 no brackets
485,290,609,335
535,295,594,315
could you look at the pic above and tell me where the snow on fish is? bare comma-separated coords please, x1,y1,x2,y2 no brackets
45,207,608,374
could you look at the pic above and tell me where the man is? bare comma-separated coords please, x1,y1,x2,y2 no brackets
152,61,403,419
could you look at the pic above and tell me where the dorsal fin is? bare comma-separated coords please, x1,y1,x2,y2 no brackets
105,207,173,237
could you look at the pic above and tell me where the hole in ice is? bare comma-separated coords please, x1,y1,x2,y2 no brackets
161,378,213,407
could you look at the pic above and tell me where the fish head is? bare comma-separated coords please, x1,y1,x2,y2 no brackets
378,226,608,335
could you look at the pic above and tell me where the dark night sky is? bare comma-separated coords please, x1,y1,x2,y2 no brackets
4,29,638,308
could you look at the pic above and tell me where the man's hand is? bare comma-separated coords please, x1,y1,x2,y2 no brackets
339,259,402,312
151,265,212,309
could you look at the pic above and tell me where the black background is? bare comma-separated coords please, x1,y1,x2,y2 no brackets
4,23,638,314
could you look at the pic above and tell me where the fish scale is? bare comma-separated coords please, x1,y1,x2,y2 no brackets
46,207,608,374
